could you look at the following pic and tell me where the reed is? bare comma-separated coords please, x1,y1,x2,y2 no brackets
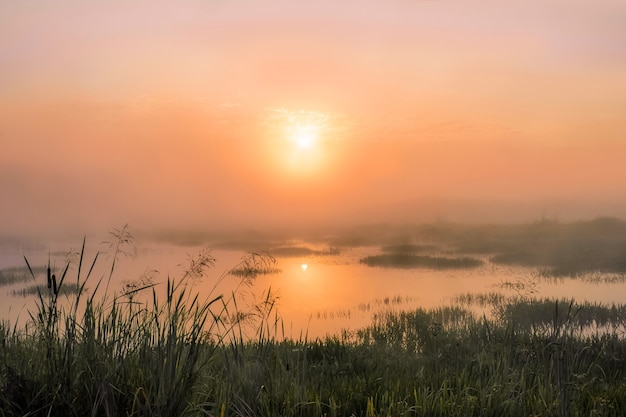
3,230,626,416
0,231,274,416
229,252,281,277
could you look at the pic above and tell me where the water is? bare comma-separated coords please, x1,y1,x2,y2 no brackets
2,236,626,339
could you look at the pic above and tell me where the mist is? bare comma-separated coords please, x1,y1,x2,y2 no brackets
2,97,625,239
2,0,625,239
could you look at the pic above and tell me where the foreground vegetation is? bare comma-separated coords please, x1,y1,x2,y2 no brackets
2,228,626,416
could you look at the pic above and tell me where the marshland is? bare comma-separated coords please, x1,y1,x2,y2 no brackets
4,0,626,414
2,218,626,416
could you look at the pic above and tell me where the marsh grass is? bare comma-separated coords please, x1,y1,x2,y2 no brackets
314,294,417,320
539,268,626,283
3,229,626,416
229,252,281,277
360,253,483,269
454,291,507,307
0,231,278,416
496,297,626,331
9,282,82,298
0,265,47,287
472,218,626,275
354,217,626,276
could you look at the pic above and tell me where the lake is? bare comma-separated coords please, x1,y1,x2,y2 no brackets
2,227,626,340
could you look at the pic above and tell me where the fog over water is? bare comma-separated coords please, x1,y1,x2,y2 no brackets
2,217,626,340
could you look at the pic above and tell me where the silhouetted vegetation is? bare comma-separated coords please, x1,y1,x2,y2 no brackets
360,253,483,269
0,266,46,286
3,222,626,416
269,245,341,257
145,218,626,277
481,218,626,275
341,217,626,276
4,257,626,417
9,282,83,297
229,252,281,277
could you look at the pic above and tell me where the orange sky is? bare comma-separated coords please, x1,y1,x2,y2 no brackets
1,0,626,236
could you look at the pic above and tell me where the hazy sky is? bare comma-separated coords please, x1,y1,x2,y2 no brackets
2,0,625,236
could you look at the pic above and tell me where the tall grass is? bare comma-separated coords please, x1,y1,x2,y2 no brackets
3,230,626,416
0,231,276,416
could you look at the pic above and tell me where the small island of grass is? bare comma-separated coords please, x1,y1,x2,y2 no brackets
360,253,483,269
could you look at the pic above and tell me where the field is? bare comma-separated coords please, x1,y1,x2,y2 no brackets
2,220,626,416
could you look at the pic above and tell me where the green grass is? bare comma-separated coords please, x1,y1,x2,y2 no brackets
3,231,626,416
0,232,268,416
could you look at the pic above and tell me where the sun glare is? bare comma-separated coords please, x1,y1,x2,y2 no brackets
262,108,338,178
290,124,318,150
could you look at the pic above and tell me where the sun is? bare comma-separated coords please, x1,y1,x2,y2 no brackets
290,124,319,150
262,108,338,177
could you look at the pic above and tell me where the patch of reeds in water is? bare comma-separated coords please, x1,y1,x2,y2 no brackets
228,251,281,277
360,253,483,269
454,291,507,307
9,282,83,298
0,266,47,287
481,218,626,276
496,297,626,330
315,295,418,320
538,268,626,283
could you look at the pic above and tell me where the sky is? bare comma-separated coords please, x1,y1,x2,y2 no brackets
1,0,626,237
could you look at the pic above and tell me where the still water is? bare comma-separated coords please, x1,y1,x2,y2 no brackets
2,237,626,339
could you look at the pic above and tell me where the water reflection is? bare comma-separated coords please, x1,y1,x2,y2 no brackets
2,238,626,340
